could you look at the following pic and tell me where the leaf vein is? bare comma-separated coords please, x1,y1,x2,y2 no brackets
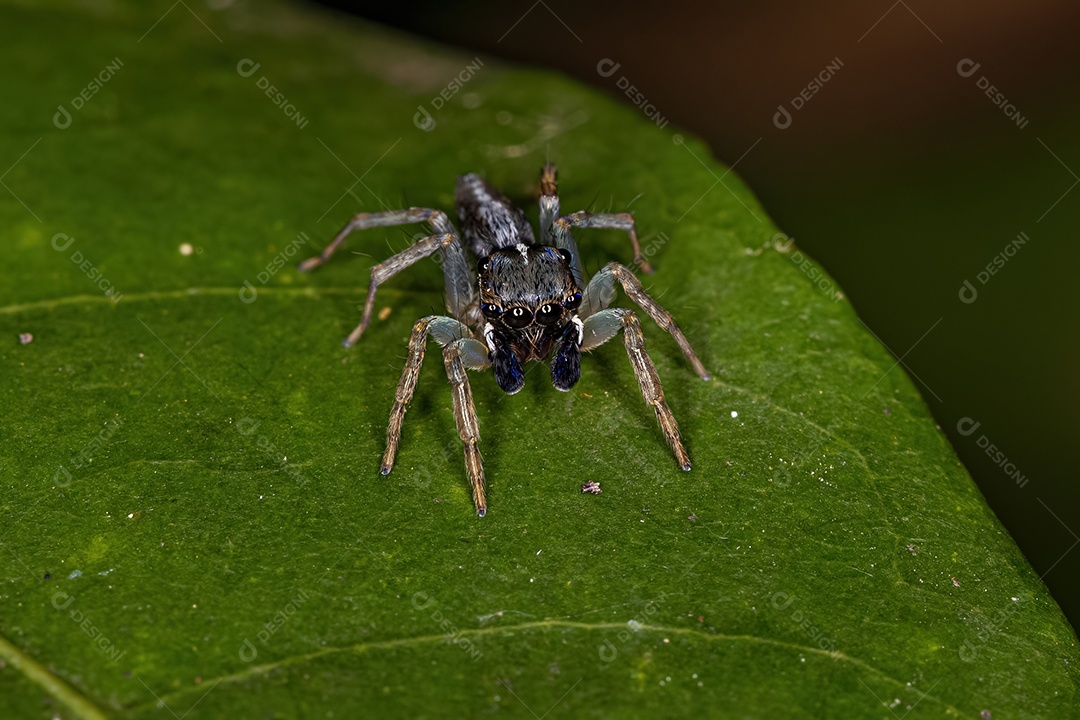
131,620,959,714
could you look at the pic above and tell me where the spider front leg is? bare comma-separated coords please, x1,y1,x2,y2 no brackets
443,340,488,516
382,316,490,516
581,262,711,380
298,208,475,346
581,308,691,470
552,212,654,275
540,163,653,282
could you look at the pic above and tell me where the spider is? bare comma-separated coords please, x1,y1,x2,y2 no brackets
298,163,710,516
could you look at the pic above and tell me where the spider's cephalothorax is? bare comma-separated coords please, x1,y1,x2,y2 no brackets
477,244,583,394
299,164,710,516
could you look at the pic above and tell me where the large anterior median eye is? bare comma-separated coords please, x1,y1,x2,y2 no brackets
535,303,562,326
504,306,534,329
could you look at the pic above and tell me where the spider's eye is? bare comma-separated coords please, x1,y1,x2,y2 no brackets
504,306,534,329
563,291,582,310
558,248,574,265
481,303,502,319
478,257,490,273
535,303,562,326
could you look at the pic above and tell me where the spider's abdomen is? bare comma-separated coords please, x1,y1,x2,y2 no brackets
455,173,534,257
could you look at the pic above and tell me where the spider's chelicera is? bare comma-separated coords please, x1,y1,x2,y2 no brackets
299,164,710,516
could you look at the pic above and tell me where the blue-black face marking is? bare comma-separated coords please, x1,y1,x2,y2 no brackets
477,244,583,393
550,322,582,391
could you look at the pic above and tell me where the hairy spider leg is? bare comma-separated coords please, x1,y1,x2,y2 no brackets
444,341,488,516
298,208,475,344
552,211,655,275
538,162,585,289
382,316,490,516
581,308,691,470
580,262,711,380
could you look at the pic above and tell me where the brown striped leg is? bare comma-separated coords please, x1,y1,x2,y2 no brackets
298,208,453,272
554,212,654,274
342,232,461,347
298,207,475,346
381,317,485,466
582,308,692,471
581,262,710,380
443,342,487,516
381,317,435,477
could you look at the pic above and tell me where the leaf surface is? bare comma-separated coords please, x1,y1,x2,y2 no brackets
0,2,1076,718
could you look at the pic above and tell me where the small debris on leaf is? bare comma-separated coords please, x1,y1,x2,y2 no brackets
581,481,601,495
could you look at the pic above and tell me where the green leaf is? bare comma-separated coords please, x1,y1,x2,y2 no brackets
1,1,1076,718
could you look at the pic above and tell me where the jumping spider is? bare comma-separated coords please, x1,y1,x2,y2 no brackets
299,164,710,516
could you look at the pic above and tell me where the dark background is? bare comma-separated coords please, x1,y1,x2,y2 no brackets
311,0,1080,629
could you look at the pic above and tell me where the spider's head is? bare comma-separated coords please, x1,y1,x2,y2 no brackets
478,243,583,395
